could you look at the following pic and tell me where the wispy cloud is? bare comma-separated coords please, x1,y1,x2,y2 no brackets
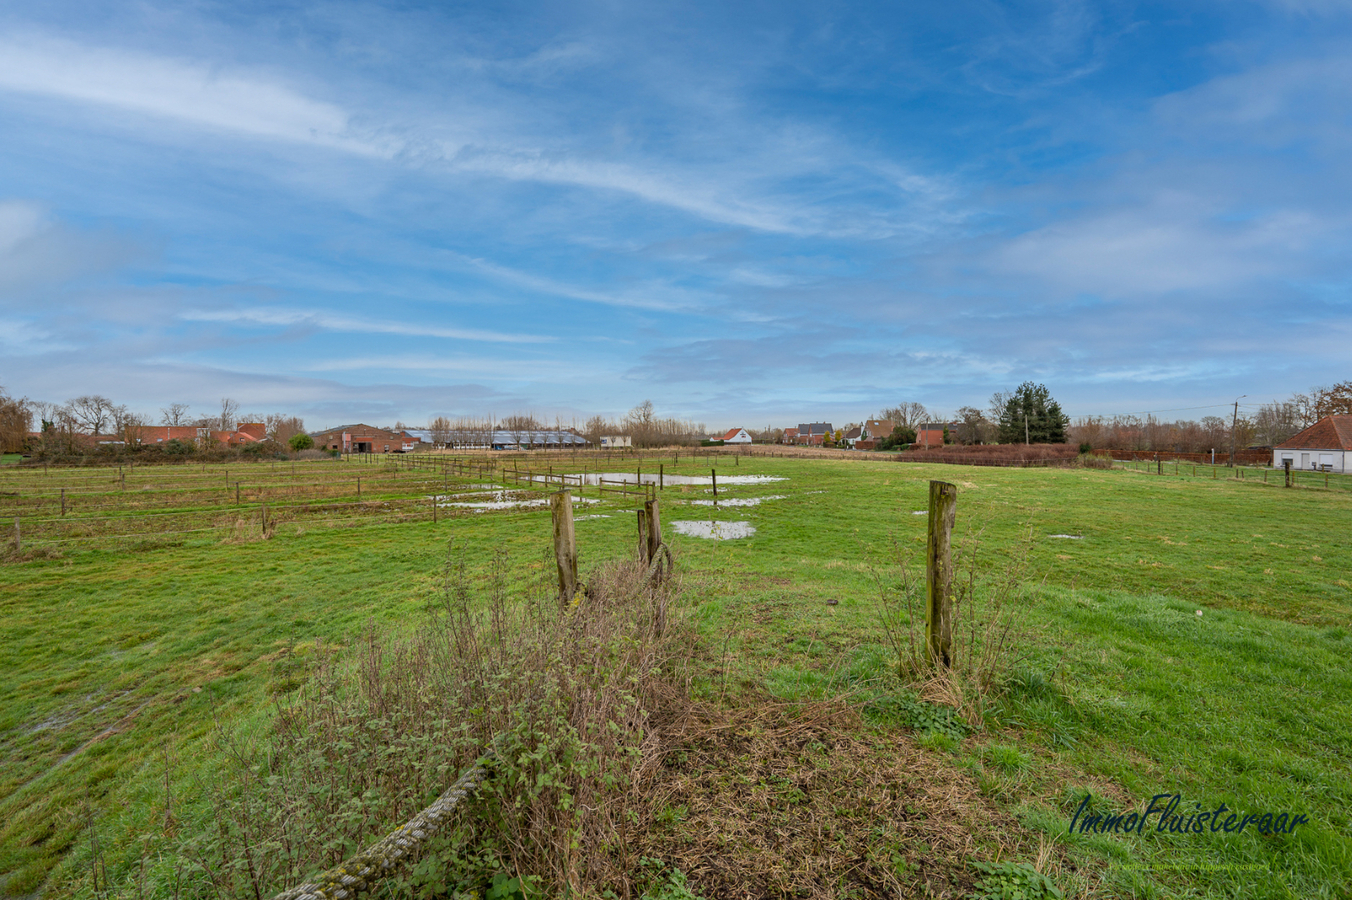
179,307,554,344
0,34,393,155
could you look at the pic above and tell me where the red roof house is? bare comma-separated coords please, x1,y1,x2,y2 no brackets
1274,415,1352,472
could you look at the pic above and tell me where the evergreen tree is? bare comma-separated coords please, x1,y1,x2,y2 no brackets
996,382,1069,444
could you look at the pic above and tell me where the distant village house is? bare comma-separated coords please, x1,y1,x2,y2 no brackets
1274,415,1351,473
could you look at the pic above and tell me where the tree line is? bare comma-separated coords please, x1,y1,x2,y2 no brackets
0,388,307,455
867,380,1350,451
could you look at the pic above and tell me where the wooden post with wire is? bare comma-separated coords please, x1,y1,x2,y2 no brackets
926,480,957,668
551,490,578,604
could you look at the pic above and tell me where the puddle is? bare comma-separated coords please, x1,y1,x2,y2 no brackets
670,520,757,540
688,495,786,507
531,472,786,487
439,490,596,511
1049,534,1084,539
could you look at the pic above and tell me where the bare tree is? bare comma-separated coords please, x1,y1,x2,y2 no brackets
160,403,192,426
429,416,452,449
67,395,117,435
266,415,306,444
1252,402,1302,446
624,400,657,447
119,409,148,447
953,406,992,444
0,387,32,452
217,397,241,431
880,401,931,430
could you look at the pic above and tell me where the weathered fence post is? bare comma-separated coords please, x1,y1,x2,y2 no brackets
926,480,957,668
659,463,664,490
236,482,241,506
644,498,663,568
61,488,66,517
13,517,19,553
711,468,717,497
636,506,649,563
551,490,578,604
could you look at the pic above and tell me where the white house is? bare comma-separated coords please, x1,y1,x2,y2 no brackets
719,428,752,444
1273,415,1351,472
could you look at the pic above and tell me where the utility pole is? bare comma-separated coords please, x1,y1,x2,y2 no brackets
1230,395,1246,467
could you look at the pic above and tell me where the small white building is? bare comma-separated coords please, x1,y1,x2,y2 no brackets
719,428,752,444
1273,415,1351,472
600,435,632,449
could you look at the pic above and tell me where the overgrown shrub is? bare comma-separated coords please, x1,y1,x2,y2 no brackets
184,545,692,899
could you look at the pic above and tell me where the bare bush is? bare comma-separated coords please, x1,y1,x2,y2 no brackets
186,547,691,899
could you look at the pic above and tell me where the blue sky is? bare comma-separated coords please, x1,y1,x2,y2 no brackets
2,1,1349,431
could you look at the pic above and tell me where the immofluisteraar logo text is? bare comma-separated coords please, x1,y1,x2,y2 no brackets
1069,794,1309,837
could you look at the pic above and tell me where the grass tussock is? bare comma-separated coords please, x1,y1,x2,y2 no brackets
185,543,694,900
878,529,1034,730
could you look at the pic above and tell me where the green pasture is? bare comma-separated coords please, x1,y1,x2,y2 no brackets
1,454,1350,898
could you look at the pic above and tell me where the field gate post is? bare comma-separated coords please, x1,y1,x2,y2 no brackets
551,490,578,605
926,480,958,669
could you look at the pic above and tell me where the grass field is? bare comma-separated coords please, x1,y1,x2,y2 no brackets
2,452,1350,898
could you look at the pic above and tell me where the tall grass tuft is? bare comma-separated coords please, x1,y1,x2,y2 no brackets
184,542,692,899
877,528,1033,728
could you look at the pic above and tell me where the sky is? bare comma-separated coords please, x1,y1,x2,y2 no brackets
2,0,1350,431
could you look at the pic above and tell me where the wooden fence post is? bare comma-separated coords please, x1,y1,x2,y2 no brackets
61,488,66,517
551,491,578,604
926,480,957,669
711,468,717,497
636,507,649,563
644,498,663,568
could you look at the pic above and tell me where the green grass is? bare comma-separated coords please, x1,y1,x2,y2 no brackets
3,453,1351,897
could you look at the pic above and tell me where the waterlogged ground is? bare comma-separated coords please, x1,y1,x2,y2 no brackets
3,453,1351,898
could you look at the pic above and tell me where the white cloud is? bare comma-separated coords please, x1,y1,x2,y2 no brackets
0,34,392,155
179,307,553,344
992,204,1323,296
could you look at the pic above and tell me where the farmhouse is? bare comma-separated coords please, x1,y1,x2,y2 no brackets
1273,415,1352,472
781,428,800,444
311,424,407,454
719,428,752,444
855,419,894,451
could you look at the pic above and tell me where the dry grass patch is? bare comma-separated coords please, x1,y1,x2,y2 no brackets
635,700,1068,899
